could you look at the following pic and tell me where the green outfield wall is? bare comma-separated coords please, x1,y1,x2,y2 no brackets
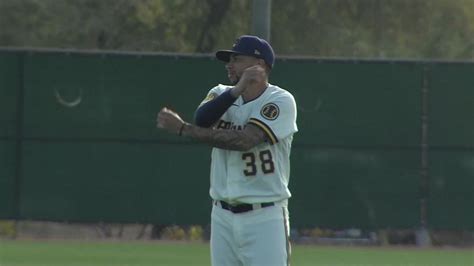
0,49,473,230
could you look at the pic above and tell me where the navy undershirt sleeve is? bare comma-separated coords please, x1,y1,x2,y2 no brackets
194,89,237,128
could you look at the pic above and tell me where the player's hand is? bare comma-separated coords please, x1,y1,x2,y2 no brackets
231,65,267,97
156,107,185,135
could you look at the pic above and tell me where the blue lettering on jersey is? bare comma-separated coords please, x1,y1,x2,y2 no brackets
216,120,245,131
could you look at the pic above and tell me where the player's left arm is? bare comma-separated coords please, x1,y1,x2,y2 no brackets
182,123,267,151
247,93,298,144
157,107,267,151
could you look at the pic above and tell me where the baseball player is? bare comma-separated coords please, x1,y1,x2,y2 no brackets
157,35,298,266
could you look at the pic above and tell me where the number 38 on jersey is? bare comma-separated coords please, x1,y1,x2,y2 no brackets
241,149,275,176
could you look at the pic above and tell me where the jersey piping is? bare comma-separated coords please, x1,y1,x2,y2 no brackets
248,118,279,145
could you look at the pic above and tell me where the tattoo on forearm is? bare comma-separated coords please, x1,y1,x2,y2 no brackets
183,123,266,151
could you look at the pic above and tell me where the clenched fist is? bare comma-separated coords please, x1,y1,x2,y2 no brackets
156,107,185,135
231,65,268,97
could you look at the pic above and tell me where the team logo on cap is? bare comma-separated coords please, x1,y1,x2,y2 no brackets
260,103,279,120
232,38,240,48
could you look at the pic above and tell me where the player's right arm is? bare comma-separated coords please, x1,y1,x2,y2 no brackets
194,88,236,128
194,66,261,128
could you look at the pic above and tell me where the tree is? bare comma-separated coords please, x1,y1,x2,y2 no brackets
0,0,473,59
271,0,474,59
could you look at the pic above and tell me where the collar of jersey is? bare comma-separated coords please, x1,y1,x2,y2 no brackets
240,84,270,105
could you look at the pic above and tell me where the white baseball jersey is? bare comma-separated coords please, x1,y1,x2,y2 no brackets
201,83,298,205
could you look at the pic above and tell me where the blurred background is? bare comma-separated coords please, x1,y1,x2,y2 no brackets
1,0,474,59
0,0,474,264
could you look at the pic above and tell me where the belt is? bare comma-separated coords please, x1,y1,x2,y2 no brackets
214,200,274,214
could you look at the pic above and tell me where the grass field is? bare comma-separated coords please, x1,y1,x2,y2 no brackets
0,240,472,266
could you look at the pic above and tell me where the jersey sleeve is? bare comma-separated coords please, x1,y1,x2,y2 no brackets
197,84,229,107
248,92,298,145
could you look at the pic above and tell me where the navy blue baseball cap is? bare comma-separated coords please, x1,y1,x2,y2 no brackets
216,35,275,68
